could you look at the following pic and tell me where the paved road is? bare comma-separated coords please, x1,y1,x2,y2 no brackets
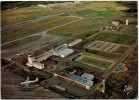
1,15,83,46
1,34,68,59
91,41,137,98
1,13,66,31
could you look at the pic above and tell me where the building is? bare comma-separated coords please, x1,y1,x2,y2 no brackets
112,21,122,25
81,73,94,80
26,55,44,70
54,70,94,89
35,50,54,62
38,4,47,7
26,44,74,69
54,44,74,58
32,62,44,70
69,39,82,47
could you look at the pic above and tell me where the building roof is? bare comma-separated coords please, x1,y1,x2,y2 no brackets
32,62,44,66
65,73,93,87
81,73,94,80
69,39,82,47
54,44,74,57
58,48,74,57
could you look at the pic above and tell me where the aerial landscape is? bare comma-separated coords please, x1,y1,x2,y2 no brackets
1,1,138,99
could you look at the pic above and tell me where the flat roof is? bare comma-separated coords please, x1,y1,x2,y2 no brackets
58,48,74,56
81,73,94,80
65,73,93,87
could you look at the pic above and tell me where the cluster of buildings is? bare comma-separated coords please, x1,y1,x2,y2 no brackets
25,39,95,90
26,39,83,69
26,44,74,69
38,2,82,8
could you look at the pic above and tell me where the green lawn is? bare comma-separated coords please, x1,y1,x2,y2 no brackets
2,2,125,26
76,9,116,17
89,32,137,46
85,48,119,59
122,26,137,35
79,56,112,68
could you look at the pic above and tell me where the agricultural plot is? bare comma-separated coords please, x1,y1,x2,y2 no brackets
88,41,128,53
89,32,137,46
75,54,114,70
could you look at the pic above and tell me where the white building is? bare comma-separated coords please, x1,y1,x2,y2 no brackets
26,56,44,70
26,44,74,69
35,50,54,62
112,21,121,25
54,44,74,58
69,39,82,47
32,62,44,70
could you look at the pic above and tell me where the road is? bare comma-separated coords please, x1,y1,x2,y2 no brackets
1,13,66,31
90,41,138,98
1,15,83,46
1,14,84,59
102,41,137,78
1,33,68,59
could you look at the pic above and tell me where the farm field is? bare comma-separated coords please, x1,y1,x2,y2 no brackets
89,32,137,46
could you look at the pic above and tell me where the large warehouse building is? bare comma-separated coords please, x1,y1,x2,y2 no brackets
54,70,94,89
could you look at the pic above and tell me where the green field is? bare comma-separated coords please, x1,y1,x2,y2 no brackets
122,26,137,35
48,9,120,37
79,57,112,68
85,48,119,59
2,2,127,26
89,32,137,46
76,9,117,18
2,16,77,43
2,2,130,45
